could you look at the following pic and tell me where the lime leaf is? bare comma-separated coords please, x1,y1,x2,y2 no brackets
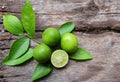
2,38,30,63
3,14,23,35
22,0,35,36
2,48,33,66
32,63,53,81
58,22,75,36
70,48,93,60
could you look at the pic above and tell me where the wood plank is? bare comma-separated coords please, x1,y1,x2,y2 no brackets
0,0,120,31
0,32,120,82
1,0,120,13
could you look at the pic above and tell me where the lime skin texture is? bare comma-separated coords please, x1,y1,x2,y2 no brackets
33,44,52,63
61,33,78,54
42,27,61,46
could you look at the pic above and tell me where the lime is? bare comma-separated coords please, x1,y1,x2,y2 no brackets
42,27,61,46
33,44,52,63
51,50,69,68
61,33,78,54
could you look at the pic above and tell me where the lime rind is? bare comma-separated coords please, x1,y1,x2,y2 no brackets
61,33,78,54
51,50,69,68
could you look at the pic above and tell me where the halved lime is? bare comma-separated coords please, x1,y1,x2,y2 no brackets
51,50,69,68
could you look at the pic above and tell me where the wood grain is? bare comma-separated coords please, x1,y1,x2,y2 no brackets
1,0,120,82
1,32,120,82
0,0,120,31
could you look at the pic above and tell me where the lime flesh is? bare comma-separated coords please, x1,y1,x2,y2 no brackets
51,50,69,68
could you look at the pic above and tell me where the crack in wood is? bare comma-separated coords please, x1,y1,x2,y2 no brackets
0,75,4,78
0,74,28,78
34,27,120,34
0,48,10,50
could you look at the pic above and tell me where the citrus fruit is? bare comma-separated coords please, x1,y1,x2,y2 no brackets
51,50,69,68
33,44,52,63
61,33,78,54
42,27,61,46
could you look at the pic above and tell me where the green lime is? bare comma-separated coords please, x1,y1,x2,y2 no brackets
33,44,52,63
51,50,69,68
42,27,61,46
61,33,78,54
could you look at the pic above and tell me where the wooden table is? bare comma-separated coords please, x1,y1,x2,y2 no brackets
0,0,120,82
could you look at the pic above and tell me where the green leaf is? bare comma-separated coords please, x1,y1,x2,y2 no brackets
3,14,23,35
32,63,53,81
58,22,75,36
22,0,35,36
2,48,33,66
2,38,30,62
70,48,93,60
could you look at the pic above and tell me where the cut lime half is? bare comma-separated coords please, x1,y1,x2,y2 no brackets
51,50,69,68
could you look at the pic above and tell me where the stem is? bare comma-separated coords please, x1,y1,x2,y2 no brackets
32,38,42,44
25,34,42,44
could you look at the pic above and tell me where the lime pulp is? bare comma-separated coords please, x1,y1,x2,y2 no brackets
51,50,69,68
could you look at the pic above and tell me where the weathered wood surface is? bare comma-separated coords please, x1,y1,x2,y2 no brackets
1,0,120,31
1,0,120,82
1,32,120,82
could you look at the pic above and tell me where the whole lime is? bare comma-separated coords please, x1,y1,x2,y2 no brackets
61,33,78,54
33,44,52,63
42,27,60,46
